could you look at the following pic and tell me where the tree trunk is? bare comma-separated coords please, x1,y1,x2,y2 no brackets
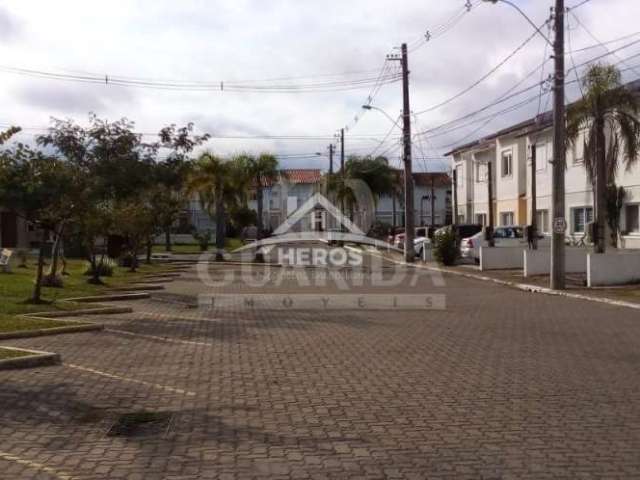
31,229,48,304
215,182,226,262
595,118,607,254
146,239,153,265
255,185,265,263
164,228,172,252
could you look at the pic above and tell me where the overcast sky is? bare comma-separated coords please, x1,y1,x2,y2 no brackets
1,0,639,171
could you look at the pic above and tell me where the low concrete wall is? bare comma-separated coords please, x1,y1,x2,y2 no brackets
154,234,198,245
524,248,588,277
479,247,524,271
588,252,640,287
620,236,640,250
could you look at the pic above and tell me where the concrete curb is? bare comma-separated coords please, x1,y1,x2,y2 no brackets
108,285,165,292
419,263,640,311
29,306,133,318
0,347,61,370
63,293,150,303
0,321,103,340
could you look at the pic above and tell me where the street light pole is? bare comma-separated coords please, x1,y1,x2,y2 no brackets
550,0,566,289
483,0,563,289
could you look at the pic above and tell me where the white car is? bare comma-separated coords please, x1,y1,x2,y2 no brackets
413,236,431,257
460,226,550,263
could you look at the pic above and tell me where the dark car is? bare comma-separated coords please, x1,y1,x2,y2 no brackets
436,224,483,246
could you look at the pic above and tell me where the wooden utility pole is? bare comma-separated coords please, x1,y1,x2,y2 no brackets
487,161,495,247
453,168,459,225
400,43,414,262
340,129,345,173
329,144,334,175
430,175,436,227
530,143,538,249
551,0,566,290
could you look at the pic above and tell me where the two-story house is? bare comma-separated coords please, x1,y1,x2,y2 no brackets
449,107,640,249
376,171,452,228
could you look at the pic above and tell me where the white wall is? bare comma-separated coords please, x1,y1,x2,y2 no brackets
480,246,524,270
588,252,640,286
524,248,587,277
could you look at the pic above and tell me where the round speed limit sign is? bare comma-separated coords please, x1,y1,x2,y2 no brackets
553,217,567,234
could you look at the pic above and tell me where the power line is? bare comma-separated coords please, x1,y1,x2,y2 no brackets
414,23,545,116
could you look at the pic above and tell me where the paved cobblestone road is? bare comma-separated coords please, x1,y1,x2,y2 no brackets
2,249,640,479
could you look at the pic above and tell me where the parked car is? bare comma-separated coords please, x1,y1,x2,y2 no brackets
392,226,440,250
460,225,550,263
435,224,483,247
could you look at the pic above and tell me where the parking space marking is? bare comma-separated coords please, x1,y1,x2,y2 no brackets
125,311,221,323
65,364,196,397
105,328,210,347
0,451,75,480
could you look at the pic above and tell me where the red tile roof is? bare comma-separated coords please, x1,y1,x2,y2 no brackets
260,169,322,187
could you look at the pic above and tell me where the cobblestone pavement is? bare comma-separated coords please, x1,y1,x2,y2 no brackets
2,248,640,479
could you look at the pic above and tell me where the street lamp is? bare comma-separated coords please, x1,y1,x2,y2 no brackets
362,105,401,127
484,0,566,290
481,0,553,47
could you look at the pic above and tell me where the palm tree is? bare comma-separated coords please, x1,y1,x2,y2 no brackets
567,64,640,252
188,153,237,261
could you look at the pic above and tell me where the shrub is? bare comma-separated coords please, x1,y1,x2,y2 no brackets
193,229,212,252
84,257,115,277
367,220,391,240
432,228,458,266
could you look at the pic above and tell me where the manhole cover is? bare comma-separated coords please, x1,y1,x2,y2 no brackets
107,411,173,438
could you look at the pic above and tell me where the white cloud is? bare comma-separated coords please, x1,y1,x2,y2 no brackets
0,0,639,170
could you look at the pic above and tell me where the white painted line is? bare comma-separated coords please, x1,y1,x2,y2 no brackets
105,328,210,347
0,451,75,480
66,364,196,396
125,311,221,323
409,257,640,312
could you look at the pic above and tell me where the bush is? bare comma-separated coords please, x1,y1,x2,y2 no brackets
432,228,458,266
84,257,115,277
367,220,391,240
193,229,212,252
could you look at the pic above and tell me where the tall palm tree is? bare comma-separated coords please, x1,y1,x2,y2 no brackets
188,152,237,261
567,64,640,252
238,153,279,240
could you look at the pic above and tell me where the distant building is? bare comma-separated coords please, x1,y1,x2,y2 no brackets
0,209,37,249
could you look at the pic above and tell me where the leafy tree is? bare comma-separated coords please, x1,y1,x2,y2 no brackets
188,153,244,261
112,200,155,272
567,64,640,252
0,146,79,302
0,126,21,145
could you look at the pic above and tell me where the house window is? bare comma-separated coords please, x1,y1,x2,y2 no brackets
536,209,549,234
500,212,514,226
476,213,487,226
531,142,548,172
474,161,487,182
457,215,465,223
501,150,513,177
572,207,594,234
626,204,639,233
455,165,463,189
573,132,585,164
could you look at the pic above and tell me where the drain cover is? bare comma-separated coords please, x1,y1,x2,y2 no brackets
107,411,173,437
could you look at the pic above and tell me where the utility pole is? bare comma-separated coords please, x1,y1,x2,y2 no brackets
329,144,334,175
530,143,538,249
340,128,345,173
430,176,436,227
487,161,495,247
453,168,459,225
551,0,566,290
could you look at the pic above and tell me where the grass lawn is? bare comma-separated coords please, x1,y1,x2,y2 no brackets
0,257,168,319
152,237,244,254
0,348,30,360
0,314,75,333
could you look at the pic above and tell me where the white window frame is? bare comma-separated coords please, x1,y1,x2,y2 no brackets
571,206,594,234
536,209,549,234
573,131,586,165
500,211,514,226
474,161,487,183
625,204,640,234
501,149,513,177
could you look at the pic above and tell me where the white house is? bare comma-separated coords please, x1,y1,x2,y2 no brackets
449,105,640,249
